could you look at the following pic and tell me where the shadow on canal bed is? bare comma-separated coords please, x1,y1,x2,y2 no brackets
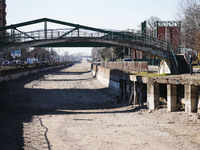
0,63,146,150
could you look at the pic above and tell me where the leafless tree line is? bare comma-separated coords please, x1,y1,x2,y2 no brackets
146,16,161,37
92,47,126,62
92,0,200,61
177,0,200,50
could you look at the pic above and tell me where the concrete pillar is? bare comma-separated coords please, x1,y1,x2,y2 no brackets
123,80,128,101
167,84,177,112
119,79,123,102
185,84,198,113
198,87,200,114
129,81,134,105
134,82,139,105
147,81,160,110
129,80,132,98
139,83,144,107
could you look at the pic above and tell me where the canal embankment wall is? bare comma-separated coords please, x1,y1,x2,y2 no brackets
92,63,200,114
0,64,66,82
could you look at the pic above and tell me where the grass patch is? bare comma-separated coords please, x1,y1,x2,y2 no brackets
129,72,169,77
193,65,200,68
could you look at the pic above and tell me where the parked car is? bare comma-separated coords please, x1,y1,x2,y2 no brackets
40,61,47,64
2,61,10,65
40,61,48,66
123,58,133,61
10,60,20,65
19,61,27,65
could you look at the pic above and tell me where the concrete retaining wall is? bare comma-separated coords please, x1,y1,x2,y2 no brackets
101,61,148,72
92,64,200,114
0,65,65,82
92,65,120,92
92,64,131,103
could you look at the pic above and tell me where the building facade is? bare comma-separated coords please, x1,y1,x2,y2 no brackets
154,21,181,53
0,0,6,37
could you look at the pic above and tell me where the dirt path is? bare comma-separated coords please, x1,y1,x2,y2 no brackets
0,62,200,150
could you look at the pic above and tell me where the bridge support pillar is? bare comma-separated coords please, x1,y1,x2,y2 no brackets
158,60,171,74
147,80,160,110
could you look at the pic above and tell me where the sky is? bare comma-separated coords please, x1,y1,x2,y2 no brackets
6,0,180,55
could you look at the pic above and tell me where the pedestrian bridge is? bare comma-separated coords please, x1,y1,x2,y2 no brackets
0,18,179,73
0,18,171,58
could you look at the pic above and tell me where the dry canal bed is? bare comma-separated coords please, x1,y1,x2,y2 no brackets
0,62,200,150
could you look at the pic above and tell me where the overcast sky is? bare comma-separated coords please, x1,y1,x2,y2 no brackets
6,0,180,55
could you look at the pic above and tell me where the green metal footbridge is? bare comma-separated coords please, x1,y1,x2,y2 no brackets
0,18,179,73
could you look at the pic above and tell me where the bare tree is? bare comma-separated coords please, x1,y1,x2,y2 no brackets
177,0,200,48
195,29,200,50
113,47,124,60
49,48,58,61
91,47,102,62
100,48,115,61
146,16,161,37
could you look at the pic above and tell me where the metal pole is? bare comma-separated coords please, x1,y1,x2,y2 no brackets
112,48,114,61
190,55,193,75
78,28,79,37
44,21,47,39
11,29,14,42
179,21,182,49
165,26,167,43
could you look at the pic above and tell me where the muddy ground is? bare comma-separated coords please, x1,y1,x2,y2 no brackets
0,62,200,150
